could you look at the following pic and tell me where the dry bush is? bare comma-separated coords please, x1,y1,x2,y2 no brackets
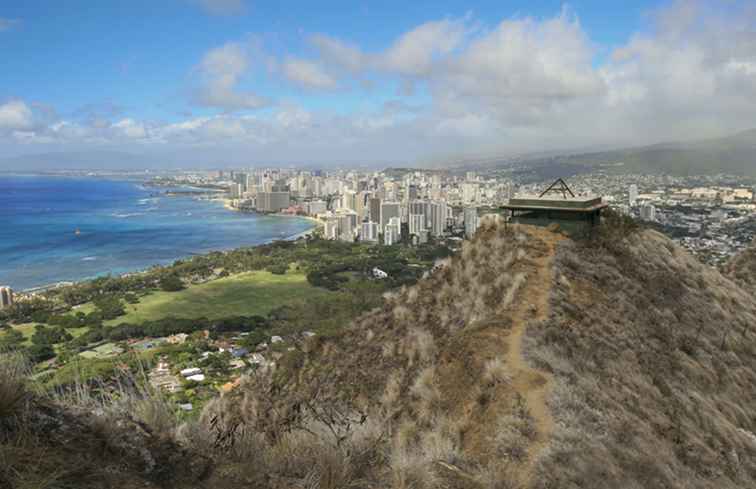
475,460,519,489
55,370,179,439
390,441,439,489
406,328,437,366
381,370,404,411
410,367,441,424
0,353,29,420
529,230,756,489
483,357,510,385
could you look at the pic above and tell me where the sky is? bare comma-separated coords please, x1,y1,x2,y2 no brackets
1,0,755,168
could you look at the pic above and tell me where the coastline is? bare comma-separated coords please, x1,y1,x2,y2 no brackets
12,189,319,294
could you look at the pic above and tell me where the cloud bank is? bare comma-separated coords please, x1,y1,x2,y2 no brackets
3,0,756,165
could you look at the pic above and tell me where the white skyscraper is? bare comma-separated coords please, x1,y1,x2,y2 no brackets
464,207,480,238
324,218,339,240
340,190,356,211
306,200,327,216
360,221,379,242
640,203,656,221
629,184,638,206
384,217,401,245
409,214,425,236
427,201,447,237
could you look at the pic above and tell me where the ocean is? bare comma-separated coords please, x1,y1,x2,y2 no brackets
0,176,314,290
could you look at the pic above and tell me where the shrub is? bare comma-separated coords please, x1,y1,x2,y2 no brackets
27,343,55,363
0,353,28,419
159,275,185,292
579,208,640,251
93,295,126,320
0,329,24,351
266,262,289,275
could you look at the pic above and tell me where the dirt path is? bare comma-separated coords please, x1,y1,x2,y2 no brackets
506,227,561,486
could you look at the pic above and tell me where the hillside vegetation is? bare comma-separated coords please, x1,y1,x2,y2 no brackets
4,221,756,488
724,239,756,291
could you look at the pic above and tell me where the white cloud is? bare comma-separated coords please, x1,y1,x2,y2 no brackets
310,34,366,74
309,18,468,77
379,19,468,76
281,58,338,89
4,1,756,163
193,42,270,111
112,119,147,139
0,100,33,131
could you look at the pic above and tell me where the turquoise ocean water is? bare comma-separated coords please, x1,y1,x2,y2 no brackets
0,176,313,290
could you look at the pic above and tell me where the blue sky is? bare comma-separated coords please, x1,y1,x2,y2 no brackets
1,0,755,167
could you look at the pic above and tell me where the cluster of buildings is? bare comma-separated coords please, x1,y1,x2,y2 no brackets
141,329,315,393
223,170,292,213
201,168,518,244
155,168,755,263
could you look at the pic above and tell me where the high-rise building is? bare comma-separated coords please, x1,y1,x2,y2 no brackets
233,172,248,190
306,200,327,216
229,183,244,199
369,197,381,223
640,203,656,221
409,200,426,218
324,218,339,240
384,217,401,245
427,201,447,237
629,184,638,206
0,287,13,309
355,191,370,220
340,190,356,211
255,192,291,213
464,207,480,238
360,221,379,242
380,202,401,230
409,214,425,236
337,211,358,241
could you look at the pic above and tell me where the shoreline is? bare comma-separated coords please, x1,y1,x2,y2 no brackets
18,196,320,294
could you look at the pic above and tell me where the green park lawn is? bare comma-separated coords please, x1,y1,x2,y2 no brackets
105,270,329,325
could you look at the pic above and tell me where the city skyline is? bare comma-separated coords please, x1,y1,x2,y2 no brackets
2,0,756,167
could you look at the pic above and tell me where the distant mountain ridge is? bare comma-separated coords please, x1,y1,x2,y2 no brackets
460,129,756,178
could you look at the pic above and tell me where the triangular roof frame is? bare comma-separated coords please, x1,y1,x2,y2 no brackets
539,178,575,199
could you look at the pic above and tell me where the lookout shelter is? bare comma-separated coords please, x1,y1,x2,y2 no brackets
502,179,608,234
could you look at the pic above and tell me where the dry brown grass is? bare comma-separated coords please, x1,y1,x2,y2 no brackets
0,364,208,489
0,353,29,420
529,229,756,489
